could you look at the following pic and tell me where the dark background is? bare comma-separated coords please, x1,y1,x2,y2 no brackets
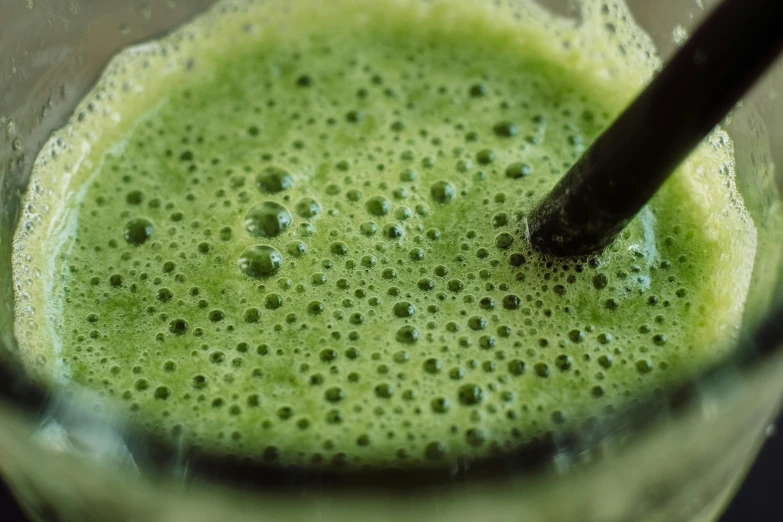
0,415,779,521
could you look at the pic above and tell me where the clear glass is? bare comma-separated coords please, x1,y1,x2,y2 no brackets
0,1,781,521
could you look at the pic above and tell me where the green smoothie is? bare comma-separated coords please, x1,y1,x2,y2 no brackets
12,0,756,469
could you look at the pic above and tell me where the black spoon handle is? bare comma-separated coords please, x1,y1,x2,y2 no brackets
527,0,783,257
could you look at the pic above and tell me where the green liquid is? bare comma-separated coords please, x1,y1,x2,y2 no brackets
13,0,756,468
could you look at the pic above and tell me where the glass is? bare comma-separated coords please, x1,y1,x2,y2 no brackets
0,1,781,521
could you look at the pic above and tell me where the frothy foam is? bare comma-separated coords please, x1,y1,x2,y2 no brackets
12,0,756,468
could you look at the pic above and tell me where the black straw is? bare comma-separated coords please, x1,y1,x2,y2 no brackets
527,0,783,257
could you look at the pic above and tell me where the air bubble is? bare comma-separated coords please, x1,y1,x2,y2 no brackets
418,279,434,291
244,202,292,238
468,316,487,330
408,248,424,261
495,233,514,249
126,191,145,205
469,84,488,97
326,410,344,424
505,163,532,179
156,288,173,303
393,301,416,318
320,348,338,362
502,294,521,310
365,196,390,216
509,253,526,267
346,110,363,123
278,406,294,420
219,227,233,241
330,242,349,256
555,354,573,371
400,168,417,182
295,198,321,218
168,318,188,335
508,359,526,375
307,301,325,315
238,246,283,278
324,387,345,403
383,223,404,239
423,358,441,374
447,279,464,292
374,383,394,398
493,121,518,137
124,218,153,245
492,213,509,227
395,326,419,344
286,241,307,257
257,166,293,193
457,384,483,406
430,181,455,204
476,150,495,165
636,359,653,374
360,222,378,236
479,335,496,349
593,273,609,289
431,397,450,413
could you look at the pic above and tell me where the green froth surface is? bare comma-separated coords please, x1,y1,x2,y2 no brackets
13,0,756,468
